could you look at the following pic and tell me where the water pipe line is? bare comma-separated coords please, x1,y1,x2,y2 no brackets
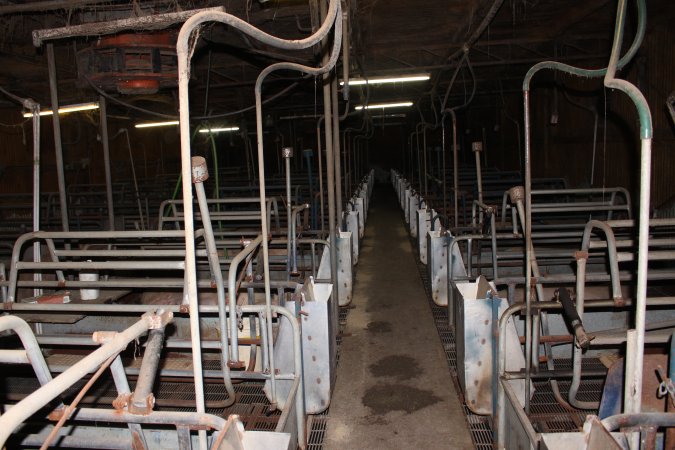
520,0,647,422
283,147,294,278
176,4,340,449
332,77,343,220
603,0,653,416
192,157,236,407
319,0,342,349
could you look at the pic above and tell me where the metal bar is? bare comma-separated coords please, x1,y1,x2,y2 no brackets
130,328,165,414
16,261,185,270
192,168,236,406
0,315,53,386
46,43,69,232
29,102,42,299
108,355,148,447
283,147,293,277
332,76,342,221
99,96,115,231
227,235,263,364
0,349,29,364
291,203,310,275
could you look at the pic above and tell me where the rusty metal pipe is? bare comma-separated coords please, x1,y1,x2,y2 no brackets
129,328,165,415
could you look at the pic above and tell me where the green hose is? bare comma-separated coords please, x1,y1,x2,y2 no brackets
523,0,646,91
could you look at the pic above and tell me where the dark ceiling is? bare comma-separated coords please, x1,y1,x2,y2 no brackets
0,0,671,125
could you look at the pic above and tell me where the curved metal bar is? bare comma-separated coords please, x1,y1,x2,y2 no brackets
0,315,52,387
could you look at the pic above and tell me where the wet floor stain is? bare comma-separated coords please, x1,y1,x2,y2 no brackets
360,415,390,426
369,355,419,380
366,321,392,333
362,383,441,415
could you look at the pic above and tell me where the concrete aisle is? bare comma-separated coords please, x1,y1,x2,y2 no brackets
324,185,473,450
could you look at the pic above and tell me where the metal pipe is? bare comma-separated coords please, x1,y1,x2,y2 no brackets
341,5,349,101
0,315,52,386
129,327,165,414
291,203,310,275
449,110,459,228
497,301,560,447
0,311,171,448
602,412,675,431
46,43,69,232
604,2,653,415
316,117,325,235
99,96,115,231
473,141,484,208
303,148,317,229
283,147,294,277
228,235,263,364
332,77,343,221
319,0,340,358
0,349,29,364
29,100,42,299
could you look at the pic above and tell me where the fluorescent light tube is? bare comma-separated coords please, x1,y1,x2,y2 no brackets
198,127,240,133
354,101,413,110
135,121,179,129
22,101,99,118
340,74,429,86
371,113,407,119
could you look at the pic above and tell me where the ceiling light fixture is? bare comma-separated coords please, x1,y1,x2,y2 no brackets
371,113,407,119
354,101,413,111
22,101,99,118
134,120,179,129
198,127,240,133
340,74,429,86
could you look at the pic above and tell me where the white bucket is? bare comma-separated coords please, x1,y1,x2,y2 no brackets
79,261,99,300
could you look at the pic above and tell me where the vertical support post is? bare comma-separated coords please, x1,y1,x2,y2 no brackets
303,148,317,229
450,111,459,228
283,147,294,277
99,96,115,230
523,91,533,415
316,118,326,235
422,125,428,196
176,25,207,446
331,77,342,223
442,116,447,218
472,141,484,207
29,102,42,299
321,0,340,346
46,43,69,231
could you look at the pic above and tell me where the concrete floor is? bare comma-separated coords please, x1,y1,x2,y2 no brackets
324,185,473,449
